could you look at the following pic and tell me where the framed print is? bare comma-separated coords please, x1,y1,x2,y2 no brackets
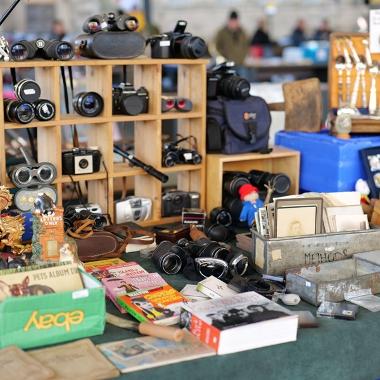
361,147,380,199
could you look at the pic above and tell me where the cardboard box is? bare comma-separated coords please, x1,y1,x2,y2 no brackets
251,228,380,276
0,271,105,349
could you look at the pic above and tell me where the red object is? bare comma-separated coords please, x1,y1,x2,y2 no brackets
239,184,258,200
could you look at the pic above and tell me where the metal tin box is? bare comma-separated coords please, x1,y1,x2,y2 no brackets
286,259,380,306
251,228,380,276
354,250,380,273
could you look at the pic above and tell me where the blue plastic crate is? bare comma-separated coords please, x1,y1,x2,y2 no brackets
275,131,380,192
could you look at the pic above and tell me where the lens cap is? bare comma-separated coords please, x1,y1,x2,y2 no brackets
16,79,41,103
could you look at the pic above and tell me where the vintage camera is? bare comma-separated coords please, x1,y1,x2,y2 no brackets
64,204,108,231
207,61,250,100
62,148,101,175
162,190,200,217
73,91,104,117
10,38,74,61
249,169,291,196
162,136,202,167
75,12,145,59
148,20,207,59
115,196,152,224
113,83,149,116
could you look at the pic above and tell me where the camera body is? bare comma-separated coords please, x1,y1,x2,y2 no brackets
148,20,207,59
115,196,152,224
113,83,149,116
62,148,101,175
162,139,202,167
11,39,74,61
207,62,250,100
162,190,200,217
64,204,108,231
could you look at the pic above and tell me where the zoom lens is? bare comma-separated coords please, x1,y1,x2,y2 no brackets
220,75,250,99
176,36,207,59
4,100,35,124
223,172,250,197
15,79,41,103
73,92,104,117
152,241,187,275
249,169,291,196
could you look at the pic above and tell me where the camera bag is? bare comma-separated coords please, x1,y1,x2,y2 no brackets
207,96,271,154
68,222,155,262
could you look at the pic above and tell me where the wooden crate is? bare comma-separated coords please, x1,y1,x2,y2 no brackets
329,32,380,135
0,58,207,226
206,147,300,212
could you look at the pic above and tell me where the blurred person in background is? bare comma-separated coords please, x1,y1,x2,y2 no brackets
50,19,66,41
290,19,307,46
313,19,331,41
251,19,271,46
215,10,249,70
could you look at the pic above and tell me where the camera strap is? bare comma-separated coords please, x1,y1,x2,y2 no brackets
10,67,16,86
60,66,79,148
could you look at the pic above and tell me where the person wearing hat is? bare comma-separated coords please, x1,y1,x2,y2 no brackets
215,10,249,67
238,183,264,226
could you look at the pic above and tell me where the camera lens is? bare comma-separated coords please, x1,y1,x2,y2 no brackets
220,76,250,99
223,172,250,197
119,94,144,116
73,92,104,117
176,36,207,59
152,241,186,275
249,170,291,196
15,79,41,103
34,99,55,121
192,153,202,165
5,100,35,124
79,159,89,169
163,151,177,167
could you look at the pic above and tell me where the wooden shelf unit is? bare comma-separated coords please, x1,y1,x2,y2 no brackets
206,147,300,212
0,58,208,225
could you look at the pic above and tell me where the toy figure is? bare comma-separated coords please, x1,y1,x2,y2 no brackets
238,184,264,226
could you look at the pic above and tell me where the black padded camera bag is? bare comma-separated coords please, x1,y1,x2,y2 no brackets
207,96,271,154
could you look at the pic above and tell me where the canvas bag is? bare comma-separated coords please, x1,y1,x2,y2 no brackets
207,96,271,154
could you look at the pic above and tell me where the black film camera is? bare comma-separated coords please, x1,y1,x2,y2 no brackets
73,92,104,117
4,79,55,124
207,61,250,100
75,12,145,59
10,39,74,61
162,190,200,217
62,148,101,175
162,136,202,167
113,83,149,116
64,204,108,231
148,20,207,59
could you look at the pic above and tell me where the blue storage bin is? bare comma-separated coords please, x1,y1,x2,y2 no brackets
275,131,380,192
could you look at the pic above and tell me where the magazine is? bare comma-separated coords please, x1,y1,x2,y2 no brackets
97,331,214,374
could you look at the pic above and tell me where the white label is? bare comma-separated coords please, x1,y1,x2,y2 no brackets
24,89,36,95
342,310,353,316
160,40,171,47
72,289,89,299
305,281,311,287
370,9,380,53
183,152,193,160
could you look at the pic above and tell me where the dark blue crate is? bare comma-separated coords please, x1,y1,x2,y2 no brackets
275,131,380,192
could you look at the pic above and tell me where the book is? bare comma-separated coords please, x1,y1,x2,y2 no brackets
197,276,237,299
0,263,83,301
0,345,55,380
180,284,210,302
29,339,120,380
84,259,147,281
181,291,298,355
102,272,168,313
116,278,187,325
97,331,215,374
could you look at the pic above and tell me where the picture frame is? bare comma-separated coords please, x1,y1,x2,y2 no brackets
274,197,323,238
361,147,380,199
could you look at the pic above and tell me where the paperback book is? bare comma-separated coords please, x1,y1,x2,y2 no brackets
97,331,215,374
181,291,298,354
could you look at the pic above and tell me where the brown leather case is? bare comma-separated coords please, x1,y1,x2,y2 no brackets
154,223,190,243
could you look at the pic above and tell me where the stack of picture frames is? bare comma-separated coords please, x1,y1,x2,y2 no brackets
255,192,369,239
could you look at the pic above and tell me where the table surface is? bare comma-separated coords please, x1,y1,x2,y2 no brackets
91,252,380,380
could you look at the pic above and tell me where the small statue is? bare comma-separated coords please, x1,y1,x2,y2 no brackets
238,184,264,226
